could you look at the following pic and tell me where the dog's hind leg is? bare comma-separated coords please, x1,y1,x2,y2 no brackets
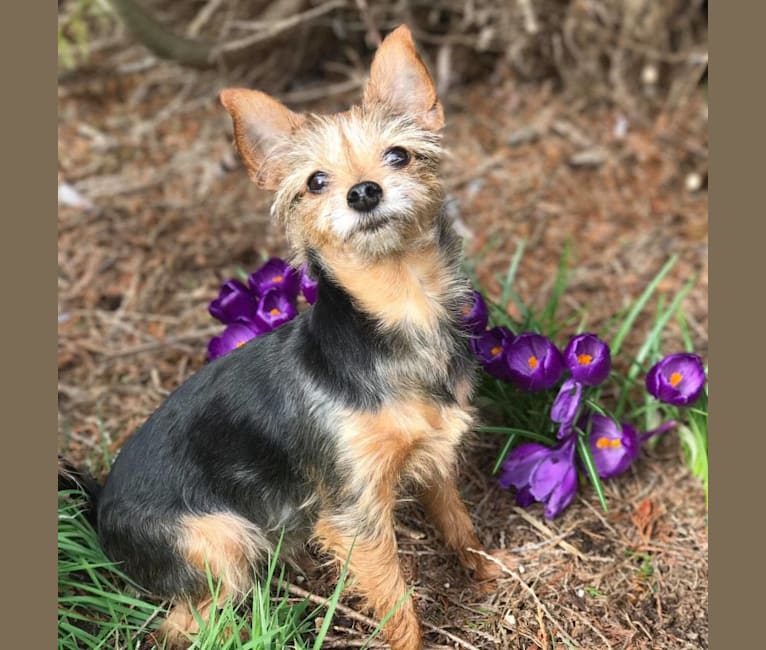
154,511,269,648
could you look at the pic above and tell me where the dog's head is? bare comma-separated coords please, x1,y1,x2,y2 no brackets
220,25,445,261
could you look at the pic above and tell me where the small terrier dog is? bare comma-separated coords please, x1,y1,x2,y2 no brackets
90,25,508,650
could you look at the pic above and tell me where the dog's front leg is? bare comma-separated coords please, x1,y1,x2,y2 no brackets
314,509,422,650
420,471,513,585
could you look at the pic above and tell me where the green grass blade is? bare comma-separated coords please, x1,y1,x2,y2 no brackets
500,239,526,309
491,432,517,475
478,426,555,446
542,240,571,332
576,435,608,512
677,309,695,352
609,255,677,357
312,538,355,650
615,277,695,417
359,587,415,650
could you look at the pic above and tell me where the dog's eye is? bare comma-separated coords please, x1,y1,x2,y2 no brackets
383,147,410,169
307,172,329,193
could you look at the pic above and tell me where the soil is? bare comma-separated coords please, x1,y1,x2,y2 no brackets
58,43,708,650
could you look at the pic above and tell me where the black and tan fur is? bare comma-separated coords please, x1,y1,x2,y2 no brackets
84,25,511,650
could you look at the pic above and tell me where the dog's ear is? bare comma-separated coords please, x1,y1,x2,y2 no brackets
220,89,304,189
363,25,444,131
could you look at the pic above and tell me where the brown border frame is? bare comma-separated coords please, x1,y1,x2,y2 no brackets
1,0,58,647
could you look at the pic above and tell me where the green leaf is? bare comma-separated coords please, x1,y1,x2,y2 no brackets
313,537,355,649
542,240,571,332
576,434,608,513
615,277,695,417
477,426,556,445
609,255,677,357
491,432,517,475
500,239,526,310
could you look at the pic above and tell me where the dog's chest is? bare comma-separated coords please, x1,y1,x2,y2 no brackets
337,393,474,498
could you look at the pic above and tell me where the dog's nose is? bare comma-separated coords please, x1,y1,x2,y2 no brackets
347,181,382,212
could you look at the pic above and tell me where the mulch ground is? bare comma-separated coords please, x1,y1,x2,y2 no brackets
58,49,708,649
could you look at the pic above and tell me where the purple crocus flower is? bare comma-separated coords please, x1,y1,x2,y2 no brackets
248,258,300,300
551,378,583,438
300,264,318,305
646,353,706,406
563,333,611,386
208,321,262,360
471,326,514,380
254,287,298,331
585,414,677,479
505,333,564,391
208,279,258,325
499,436,578,519
461,290,489,334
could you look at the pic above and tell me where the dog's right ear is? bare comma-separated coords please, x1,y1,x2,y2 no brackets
220,89,304,189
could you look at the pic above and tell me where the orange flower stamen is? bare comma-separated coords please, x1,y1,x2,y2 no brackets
528,355,539,369
269,308,281,316
273,275,284,283
236,340,246,348
490,346,502,356
596,436,611,449
669,371,683,387
577,353,593,366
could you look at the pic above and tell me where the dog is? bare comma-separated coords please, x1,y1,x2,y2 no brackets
78,25,510,650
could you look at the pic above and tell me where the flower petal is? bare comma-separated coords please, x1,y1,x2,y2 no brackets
499,442,550,489
248,258,300,300
472,327,514,381
515,486,536,508
551,378,583,431
208,279,258,324
506,333,563,391
563,333,611,386
586,414,640,479
529,439,575,501
646,353,706,406
300,264,318,304
543,464,578,519
462,290,489,334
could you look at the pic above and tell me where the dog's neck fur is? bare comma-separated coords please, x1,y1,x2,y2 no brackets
306,209,475,404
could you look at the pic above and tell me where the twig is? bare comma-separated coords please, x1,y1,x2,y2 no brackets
551,119,593,148
512,507,586,561
517,0,539,35
279,78,363,105
354,0,382,46
217,0,346,54
280,580,380,629
576,496,619,536
510,530,575,554
132,602,168,650
186,0,227,38
465,547,583,649
322,638,387,648
447,151,507,190
83,326,222,359
281,580,480,650
421,622,481,650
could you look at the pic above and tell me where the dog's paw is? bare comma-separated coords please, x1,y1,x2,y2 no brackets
472,548,515,592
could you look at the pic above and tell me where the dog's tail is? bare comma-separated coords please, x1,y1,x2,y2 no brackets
58,456,102,527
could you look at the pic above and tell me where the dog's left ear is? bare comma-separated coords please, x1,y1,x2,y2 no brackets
363,25,444,131
220,88,304,189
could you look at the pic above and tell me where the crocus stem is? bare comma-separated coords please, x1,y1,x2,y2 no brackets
576,433,608,513
639,420,678,443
